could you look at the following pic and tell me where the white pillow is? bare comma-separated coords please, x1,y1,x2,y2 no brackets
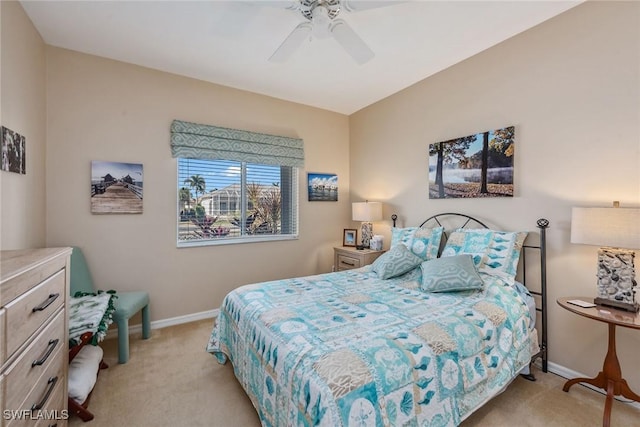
68,345,104,404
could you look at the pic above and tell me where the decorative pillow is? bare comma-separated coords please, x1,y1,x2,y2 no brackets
420,254,484,292
371,244,424,279
391,226,444,261
68,344,103,404
441,228,528,285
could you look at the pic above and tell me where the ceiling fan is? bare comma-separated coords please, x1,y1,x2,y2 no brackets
266,0,401,65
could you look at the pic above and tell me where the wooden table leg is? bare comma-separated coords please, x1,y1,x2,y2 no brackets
563,324,640,427
563,371,607,393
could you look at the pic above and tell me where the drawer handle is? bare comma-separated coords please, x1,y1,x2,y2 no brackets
341,261,355,266
32,293,60,312
31,376,58,411
32,339,59,367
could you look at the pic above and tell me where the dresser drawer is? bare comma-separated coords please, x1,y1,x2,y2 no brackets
4,271,65,360
0,308,6,367
0,250,68,305
6,373,66,427
337,254,362,270
0,374,5,427
7,347,65,427
34,381,67,426
4,310,65,412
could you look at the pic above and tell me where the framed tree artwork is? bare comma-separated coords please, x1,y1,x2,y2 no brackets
429,126,515,199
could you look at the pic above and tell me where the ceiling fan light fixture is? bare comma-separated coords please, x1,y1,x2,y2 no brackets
311,6,331,39
268,0,388,64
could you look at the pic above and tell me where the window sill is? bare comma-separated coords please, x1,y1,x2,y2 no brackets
177,234,298,248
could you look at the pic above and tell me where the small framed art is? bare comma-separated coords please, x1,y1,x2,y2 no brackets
91,160,143,214
1,126,26,174
308,172,338,201
343,229,357,247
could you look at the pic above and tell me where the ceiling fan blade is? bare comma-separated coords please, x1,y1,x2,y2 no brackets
341,0,407,12
269,22,312,62
243,0,300,11
330,19,374,65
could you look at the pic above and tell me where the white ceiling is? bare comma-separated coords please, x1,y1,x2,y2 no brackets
21,0,582,115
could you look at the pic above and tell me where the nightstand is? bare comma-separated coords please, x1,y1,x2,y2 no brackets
334,247,385,271
557,297,640,427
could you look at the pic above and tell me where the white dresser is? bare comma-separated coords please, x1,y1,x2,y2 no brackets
1,248,71,427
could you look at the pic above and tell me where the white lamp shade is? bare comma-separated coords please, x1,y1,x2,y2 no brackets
352,201,383,222
571,207,640,249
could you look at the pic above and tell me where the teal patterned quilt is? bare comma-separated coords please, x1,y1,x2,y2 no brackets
207,266,532,427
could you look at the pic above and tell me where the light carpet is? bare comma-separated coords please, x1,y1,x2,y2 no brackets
69,319,640,427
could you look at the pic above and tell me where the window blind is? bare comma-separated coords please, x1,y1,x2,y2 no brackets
170,120,304,167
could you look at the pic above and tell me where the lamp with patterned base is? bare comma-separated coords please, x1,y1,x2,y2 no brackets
352,201,382,249
571,203,640,312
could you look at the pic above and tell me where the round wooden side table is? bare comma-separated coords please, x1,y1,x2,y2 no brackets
557,297,640,427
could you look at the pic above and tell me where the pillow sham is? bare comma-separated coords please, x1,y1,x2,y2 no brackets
441,228,527,285
420,254,484,292
391,226,444,261
371,244,424,279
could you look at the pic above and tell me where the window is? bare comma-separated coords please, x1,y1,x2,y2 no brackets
171,120,304,247
177,159,298,246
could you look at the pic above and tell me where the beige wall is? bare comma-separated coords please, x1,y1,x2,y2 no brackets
350,1,640,390
0,1,47,250
45,47,350,323
5,0,640,394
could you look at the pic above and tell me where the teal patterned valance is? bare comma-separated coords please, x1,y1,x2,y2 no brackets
170,120,304,167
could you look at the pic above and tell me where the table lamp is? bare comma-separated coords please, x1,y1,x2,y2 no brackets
571,202,640,312
352,201,382,249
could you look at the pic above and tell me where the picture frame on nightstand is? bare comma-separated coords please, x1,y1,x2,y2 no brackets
343,229,357,247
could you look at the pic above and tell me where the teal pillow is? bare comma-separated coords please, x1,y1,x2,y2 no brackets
390,226,444,260
420,254,484,292
441,229,527,285
372,244,423,279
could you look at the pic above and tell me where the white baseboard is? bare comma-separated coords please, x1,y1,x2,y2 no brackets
105,308,219,339
546,361,640,410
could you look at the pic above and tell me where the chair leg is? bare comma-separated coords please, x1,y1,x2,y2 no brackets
117,318,130,364
142,304,151,340
68,397,94,422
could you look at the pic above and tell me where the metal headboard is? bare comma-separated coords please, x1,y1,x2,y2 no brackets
527,218,549,373
419,212,489,256
393,213,549,375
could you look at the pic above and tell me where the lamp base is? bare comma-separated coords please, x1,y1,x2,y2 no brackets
594,297,639,313
595,247,637,311
360,222,373,249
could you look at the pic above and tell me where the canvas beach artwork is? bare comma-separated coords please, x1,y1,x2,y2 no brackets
308,173,338,202
429,126,515,199
91,161,143,214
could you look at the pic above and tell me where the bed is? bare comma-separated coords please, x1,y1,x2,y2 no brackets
207,213,549,426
